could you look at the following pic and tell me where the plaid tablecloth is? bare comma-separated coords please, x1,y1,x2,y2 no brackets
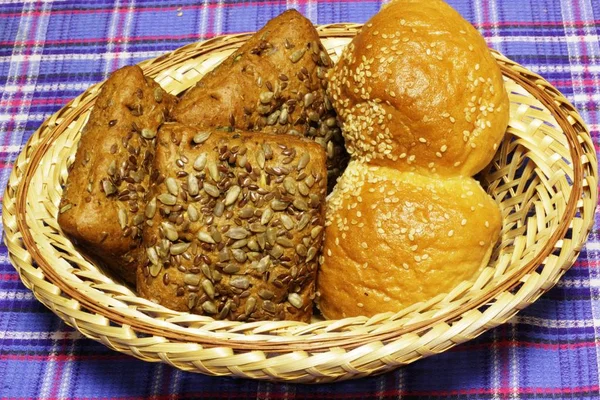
1,0,599,399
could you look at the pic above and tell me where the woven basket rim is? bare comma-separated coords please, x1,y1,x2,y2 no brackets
4,25,598,354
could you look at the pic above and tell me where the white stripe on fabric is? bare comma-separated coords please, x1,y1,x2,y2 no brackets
150,363,165,400
555,278,600,288
0,291,35,301
511,316,600,328
0,330,83,340
286,0,298,14
214,0,224,37
103,0,122,77
198,0,210,40
169,368,182,400
485,35,600,44
57,338,78,398
118,0,136,69
0,51,169,63
306,0,317,24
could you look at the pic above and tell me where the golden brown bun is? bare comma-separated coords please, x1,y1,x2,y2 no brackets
328,0,509,176
316,161,501,319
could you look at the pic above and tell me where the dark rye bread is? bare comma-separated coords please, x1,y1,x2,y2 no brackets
172,9,348,191
58,65,176,284
137,123,326,322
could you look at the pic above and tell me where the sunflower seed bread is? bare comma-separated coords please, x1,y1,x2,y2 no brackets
137,123,327,322
58,65,176,284
172,9,348,191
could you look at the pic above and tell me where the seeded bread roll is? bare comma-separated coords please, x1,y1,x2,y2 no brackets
317,162,501,319
172,9,348,191
137,123,326,322
328,0,509,176
58,65,176,284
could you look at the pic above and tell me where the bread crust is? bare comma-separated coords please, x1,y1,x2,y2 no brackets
57,66,176,284
137,123,327,322
317,162,501,319
328,0,509,177
173,9,348,190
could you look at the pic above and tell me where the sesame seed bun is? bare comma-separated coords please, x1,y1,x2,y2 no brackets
328,0,509,176
316,161,501,319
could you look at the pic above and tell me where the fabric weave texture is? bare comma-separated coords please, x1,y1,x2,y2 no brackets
0,1,599,399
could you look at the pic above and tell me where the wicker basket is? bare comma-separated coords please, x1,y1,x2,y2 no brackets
2,24,597,383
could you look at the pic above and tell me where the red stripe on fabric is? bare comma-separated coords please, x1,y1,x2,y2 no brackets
0,98,68,107
0,273,20,281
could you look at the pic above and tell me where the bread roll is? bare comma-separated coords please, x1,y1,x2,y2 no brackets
328,0,509,176
138,123,327,321
173,9,348,190
317,162,501,319
58,66,176,284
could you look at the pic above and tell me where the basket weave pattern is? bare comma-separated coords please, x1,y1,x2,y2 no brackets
2,25,597,383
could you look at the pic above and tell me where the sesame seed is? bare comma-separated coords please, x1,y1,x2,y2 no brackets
475,64,480,70
402,263,409,270
327,249,332,256
357,302,364,308
419,137,427,143
440,145,448,152
461,219,467,226
485,221,490,228
479,241,485,246
361,242,368,249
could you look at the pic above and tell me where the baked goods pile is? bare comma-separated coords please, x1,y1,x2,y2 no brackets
58,0,509,322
